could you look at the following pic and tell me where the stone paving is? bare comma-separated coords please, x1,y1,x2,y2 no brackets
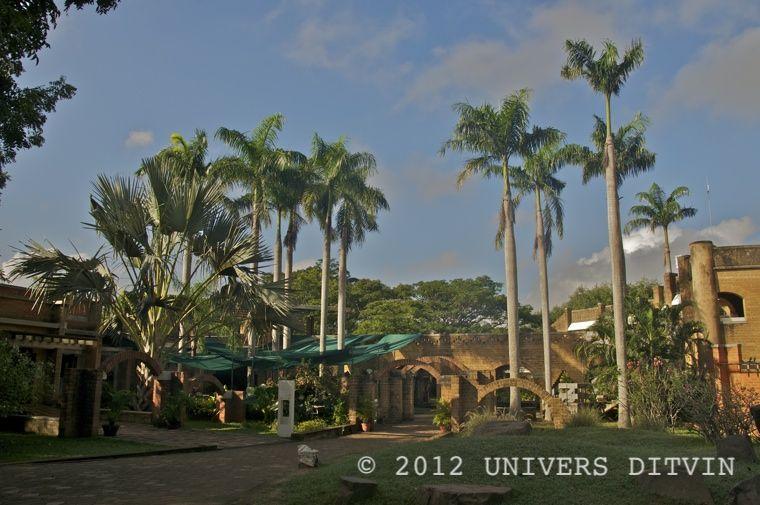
0,416,437,505
116,423,280,449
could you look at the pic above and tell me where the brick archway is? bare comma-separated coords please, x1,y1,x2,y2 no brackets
99,350,162,376
376,359,442,381
187,373,225,393
476,378,570,428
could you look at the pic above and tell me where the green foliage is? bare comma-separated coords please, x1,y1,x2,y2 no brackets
357,396,375,423
566,408,602,428
432,399,452,428
293,365,343,423
155,392,190,429
245,382,279,424
332,398,348,425
294,418,329,433
187,394,219,421
0,0,118,200
459,407,503,437
680,379,757,443
0,340,50,417
101,383,134,425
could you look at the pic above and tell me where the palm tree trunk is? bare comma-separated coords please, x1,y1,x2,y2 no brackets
178,245,192,371
271,210,282,351
535,192,552,394
502,160,521,414
247,187,260,388
283,240,294,350
337,234,348,350
663,225,672,275
319,210,332,355
605,94,630,429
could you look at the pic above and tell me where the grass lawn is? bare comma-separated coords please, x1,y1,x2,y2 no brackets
273,424,760,505
184,419,274,435
0,432,163,464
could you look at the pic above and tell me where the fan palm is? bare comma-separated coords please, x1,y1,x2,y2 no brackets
10,156,290,363
562,38,645,428
441,88,562,413
513,136,569,393
625,183,697,276
305,134,377,354
335,178,389,350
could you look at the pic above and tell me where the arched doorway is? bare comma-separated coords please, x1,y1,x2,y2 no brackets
476,378,570,428
492,365,541,418
412,368,438,407
99,350,163,411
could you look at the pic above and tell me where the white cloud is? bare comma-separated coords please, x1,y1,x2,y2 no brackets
661,27,760,120
401,1,623,107
124,130,154,148
550,216,757,305
286,11,415,82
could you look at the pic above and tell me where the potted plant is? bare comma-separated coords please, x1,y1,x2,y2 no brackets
432,399,452,433
102,387,132,436
357,397,375,432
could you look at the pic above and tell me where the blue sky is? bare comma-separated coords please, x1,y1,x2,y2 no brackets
2,0,760,306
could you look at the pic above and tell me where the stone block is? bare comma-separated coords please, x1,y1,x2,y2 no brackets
338,476,377,504
728,474,760,505
417,484,511,505
637,466,714,505
717,434,757,463
297,444,319,468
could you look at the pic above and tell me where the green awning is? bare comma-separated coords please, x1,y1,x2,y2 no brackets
168,333,421,372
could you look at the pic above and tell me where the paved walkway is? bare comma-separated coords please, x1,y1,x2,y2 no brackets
116,423,279,449
0,416,438,505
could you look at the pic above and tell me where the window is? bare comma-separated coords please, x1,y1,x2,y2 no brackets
718,292,745,319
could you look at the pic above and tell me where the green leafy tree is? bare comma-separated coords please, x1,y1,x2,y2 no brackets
0,0,119,201
0,339,50,416
354,299,430,334
625,183,697,275
562,39,645,428
442,89,561,413
514,136,568,392
10,156,289,362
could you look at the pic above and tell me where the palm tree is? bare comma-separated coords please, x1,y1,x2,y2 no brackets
513,137,568,394
625,183,697,276
305,134,377,354
11,156,289,363
441,89,561,413
216,115,303,383
335,177,389,350
562,39,645,428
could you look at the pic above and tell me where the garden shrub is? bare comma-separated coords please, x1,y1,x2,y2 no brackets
680,378,756,443
629,365,692,431
294,365,342,422
566,407,602,428
294,418,329,433
459,407,514,437
245,382,278,423
332,397,348,425
0,339,51,416
187,394,219,420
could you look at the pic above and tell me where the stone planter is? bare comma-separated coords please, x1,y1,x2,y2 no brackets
102,423,120,437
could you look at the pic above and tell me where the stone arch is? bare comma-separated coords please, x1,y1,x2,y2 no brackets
186,373,225,393
422,355,469,374
377,359,442,381
99,350,162,376
476,378,571,429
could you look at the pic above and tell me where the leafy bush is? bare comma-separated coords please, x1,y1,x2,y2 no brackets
187,394,219,420
629,365,692,431
294,365,342,422
566,408,602,428
681,378,757,443
155,392,190,428
357,396,375,423
245,382,278,423
102,383,134,425
294,418,329,433
432,399,451,429
0,339,51,416
459,407,514,437
332,397,348,425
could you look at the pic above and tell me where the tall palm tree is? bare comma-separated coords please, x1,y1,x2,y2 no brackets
513,137,568,394
216,115,303,384
335,178,389,350
625,183,697,276
562,38,645,428
441,89,561,413
305,134,377,354
268,162,308,350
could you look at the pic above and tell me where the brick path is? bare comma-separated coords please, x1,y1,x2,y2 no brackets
116,423,279,449
0,416,437,505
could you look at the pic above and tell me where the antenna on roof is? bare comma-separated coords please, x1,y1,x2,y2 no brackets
706,176,713,227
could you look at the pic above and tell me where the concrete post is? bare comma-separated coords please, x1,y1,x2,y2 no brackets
690,241,723,345
58,369,102,437
402,372,414,420
387,372,403,423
